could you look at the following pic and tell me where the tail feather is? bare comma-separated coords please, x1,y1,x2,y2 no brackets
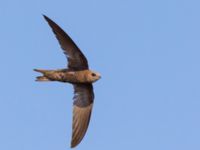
34,69,47,74
36,76,50,81
34,69,51,81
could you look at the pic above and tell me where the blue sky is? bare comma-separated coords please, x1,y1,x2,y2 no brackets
0,0,200,149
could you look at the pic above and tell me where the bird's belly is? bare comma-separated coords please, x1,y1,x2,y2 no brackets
46,70,90,84
62,72,79,83
44,71,75,83
64,71,92,83
58,71,86,83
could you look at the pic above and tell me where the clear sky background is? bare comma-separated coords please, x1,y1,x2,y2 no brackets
0,0,200,150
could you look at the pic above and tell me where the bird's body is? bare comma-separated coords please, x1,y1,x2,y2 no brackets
35,69,100,83
34,15,101,148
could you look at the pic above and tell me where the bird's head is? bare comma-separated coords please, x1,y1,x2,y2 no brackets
87,70,101,83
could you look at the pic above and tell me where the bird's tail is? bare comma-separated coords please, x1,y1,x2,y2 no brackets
34,69,50,81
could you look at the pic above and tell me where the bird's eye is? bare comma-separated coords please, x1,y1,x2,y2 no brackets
91,73,96,77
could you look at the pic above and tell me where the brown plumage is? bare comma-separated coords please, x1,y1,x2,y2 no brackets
34,15,101,148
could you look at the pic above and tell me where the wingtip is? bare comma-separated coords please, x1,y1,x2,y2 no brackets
70,136,79,148
42,15,54,25
42,14,48,20
70,144,76,149
70,104,93,149
70,141,79,149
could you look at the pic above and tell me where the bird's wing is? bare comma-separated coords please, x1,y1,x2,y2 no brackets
43,15,89,71
71,83,94,148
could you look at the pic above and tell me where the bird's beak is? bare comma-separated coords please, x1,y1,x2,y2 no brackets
96,72,101,79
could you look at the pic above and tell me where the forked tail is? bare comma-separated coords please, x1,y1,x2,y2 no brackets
34,69,50,81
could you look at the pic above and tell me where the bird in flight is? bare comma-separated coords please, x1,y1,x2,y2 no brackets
34,15,101,148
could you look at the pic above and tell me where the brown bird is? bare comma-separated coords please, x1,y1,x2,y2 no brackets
34,15,101,148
